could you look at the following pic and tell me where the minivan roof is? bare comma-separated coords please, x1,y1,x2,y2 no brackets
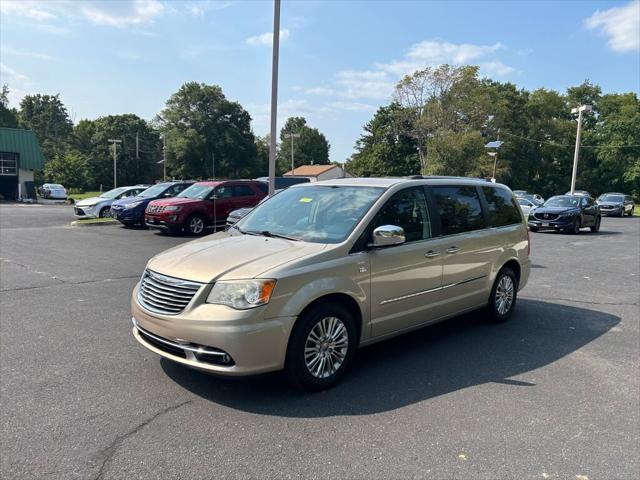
307,176,501,189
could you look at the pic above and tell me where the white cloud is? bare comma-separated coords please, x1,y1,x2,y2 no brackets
292,86,335,96
335,70,395,100
585,0,640,52
186,1,233,17
0,63,29,83
480,61,516,76
0,0,56,21
1,46,57,61
327,101,376,112
246,29,290,46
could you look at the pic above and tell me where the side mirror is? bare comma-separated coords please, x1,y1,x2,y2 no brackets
371,225,405,248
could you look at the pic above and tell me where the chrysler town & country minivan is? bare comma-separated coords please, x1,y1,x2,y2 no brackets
131,177,531,390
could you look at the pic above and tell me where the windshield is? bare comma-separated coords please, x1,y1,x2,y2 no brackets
49,184,64,189
544,196,581,208
100,187,129,199
237,185,384,243
598,195,624,203
178,184,214,199
138,184,170,198
518,198,531,206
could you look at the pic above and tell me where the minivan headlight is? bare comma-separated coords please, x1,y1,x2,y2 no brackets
206,279,276,309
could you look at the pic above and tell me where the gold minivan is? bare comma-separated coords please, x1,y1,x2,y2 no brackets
131,177,531,390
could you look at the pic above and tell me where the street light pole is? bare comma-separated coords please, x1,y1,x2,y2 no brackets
287,132,300,172
108,139,121,188
162,135,166,181
570,104,592,195
268,0,281,196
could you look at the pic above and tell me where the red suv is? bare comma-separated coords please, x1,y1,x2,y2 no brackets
145,180,267,235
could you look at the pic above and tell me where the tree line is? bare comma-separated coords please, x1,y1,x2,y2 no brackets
1,66,638,197
0,83,330,191
346,65,639,198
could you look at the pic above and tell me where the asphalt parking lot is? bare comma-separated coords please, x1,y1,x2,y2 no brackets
1,203,639,480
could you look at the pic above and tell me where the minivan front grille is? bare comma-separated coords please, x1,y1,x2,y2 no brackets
138,269,202,315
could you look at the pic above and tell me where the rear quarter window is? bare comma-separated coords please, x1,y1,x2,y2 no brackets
481,186,522,227
432,185,485,235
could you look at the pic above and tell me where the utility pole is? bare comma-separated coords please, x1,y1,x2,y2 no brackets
108,139,121,188
286,132,301,173
212,152,215,179
136,132,139,180
162,135,167,181
570,105,592,195
268,0,281,196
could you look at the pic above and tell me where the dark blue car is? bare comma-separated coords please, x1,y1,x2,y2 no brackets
111,181,193,226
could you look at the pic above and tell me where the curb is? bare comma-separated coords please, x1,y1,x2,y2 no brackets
70,220,118,227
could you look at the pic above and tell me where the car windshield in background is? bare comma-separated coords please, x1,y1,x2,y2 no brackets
237,185,384,243
49,184,64,189
100,187,129,199
518,198,531,205
544,196,581,208
138,184,169,198
598,195,624,202
178,184,213,199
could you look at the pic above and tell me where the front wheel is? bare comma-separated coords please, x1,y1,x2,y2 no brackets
590,216,601,232
285,303,357,391
486,267,518,323
99,206,111,218
185,214,206,236
569,218,581,234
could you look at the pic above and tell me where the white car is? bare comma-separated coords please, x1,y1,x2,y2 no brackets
74,185,149,219
41,183,68,200
517,197,537,217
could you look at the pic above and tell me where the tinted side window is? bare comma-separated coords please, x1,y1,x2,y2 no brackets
369,188,432,243
481,186,522,227
215,186,233,198
256,182,268,194
233,185,255,197
432,186,485,235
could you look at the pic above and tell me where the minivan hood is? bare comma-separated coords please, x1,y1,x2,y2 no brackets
147,232,327,283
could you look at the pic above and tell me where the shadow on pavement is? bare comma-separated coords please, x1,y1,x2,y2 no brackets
161,299,619,417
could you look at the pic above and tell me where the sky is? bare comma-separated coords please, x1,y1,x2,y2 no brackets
1,0,639,163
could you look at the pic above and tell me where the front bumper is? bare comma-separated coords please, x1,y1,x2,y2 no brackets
131,287,296,376
111,207,143,224
528,217,573,230
74,205,98,218
599,207,623,216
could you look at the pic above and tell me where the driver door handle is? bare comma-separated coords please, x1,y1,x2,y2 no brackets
446,246,460,254
424,250,440,258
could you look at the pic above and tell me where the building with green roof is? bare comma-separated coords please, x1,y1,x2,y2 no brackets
0,127,45,200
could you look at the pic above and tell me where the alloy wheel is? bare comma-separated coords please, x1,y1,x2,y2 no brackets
189,217,204,234
304,316,349,379
495,275,515,315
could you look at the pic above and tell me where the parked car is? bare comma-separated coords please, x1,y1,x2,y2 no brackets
513,190,544,206
596,193,635,217
40,183,67,200
528,195,601,234
145,180,267,235
565,190,591,197
131,177,531,390
74,185,149,219
517,197,538,217
512,190,528,197
110,181,194,226
255,176,310,189
226,192,275,228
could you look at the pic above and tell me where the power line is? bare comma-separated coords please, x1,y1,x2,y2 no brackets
500,131,640,149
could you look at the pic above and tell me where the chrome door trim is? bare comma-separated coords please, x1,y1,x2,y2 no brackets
380,274,486,305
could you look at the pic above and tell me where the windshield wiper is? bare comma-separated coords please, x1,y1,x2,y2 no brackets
242,230,299,241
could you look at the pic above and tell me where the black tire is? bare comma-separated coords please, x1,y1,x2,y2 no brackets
99,206,111,218
529,226,539,232
629,208,635,217
569,218,581,234
486,267,518,323
590,216,601,232
185,214,206,236
285,303,357,391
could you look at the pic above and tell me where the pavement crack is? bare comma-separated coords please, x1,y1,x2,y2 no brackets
522,294,639,307
0,257,65,285
93,400,193,480
1,274,142,293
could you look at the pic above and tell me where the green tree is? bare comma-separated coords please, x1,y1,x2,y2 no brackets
43,151,89,190
277,117,330,173
0,85,19,128
346,103,419,176
158,82,258,179
18,93,73,161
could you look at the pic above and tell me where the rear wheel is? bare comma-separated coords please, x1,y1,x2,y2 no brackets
285,303,356,391
590,216,601,232
486,267,518,323
99,206,111,218
185,214,205,236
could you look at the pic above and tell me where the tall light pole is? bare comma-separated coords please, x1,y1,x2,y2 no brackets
286,132,300,172
108,139,121,188
484,138,503,182
268,0,281,196
162,135,166,181
570,104,592,195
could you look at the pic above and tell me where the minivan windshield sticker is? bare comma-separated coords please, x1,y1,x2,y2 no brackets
299,197,313,203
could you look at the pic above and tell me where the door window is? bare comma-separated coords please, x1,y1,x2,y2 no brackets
233,185,255,197
432,186,485,235
482,186,522,227
369,188,432,243
214,186,233,198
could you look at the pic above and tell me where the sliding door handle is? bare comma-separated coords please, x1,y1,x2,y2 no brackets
424,250,440,258
446,246,460,254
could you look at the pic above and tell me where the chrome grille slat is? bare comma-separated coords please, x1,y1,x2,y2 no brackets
138,269,202,315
